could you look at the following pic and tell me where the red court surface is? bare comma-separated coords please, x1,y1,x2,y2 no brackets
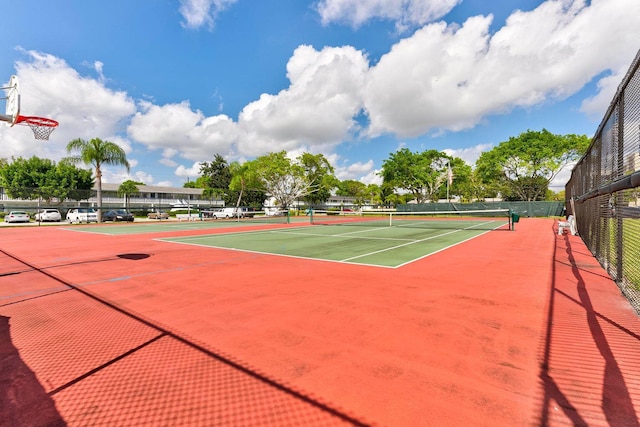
1,218,639,426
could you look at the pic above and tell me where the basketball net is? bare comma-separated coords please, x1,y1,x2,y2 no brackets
16,116,59,140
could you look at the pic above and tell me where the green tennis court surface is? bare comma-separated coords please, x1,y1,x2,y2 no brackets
161,218,510,267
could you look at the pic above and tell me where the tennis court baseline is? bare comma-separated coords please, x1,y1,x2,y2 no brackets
161,214,509,267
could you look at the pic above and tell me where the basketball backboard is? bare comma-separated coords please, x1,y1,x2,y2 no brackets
1,74,58,139
1,75,20,126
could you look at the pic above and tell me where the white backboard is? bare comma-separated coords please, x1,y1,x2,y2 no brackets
1,75,20,126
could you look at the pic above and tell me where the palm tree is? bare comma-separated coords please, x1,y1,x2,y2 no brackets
66,138,130,222
117,180,142,211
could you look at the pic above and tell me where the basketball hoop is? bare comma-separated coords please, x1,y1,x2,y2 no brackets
15,115,59,140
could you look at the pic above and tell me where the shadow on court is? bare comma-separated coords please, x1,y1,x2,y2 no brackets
538,232,640,426
0,315,66,426
0,220,639,426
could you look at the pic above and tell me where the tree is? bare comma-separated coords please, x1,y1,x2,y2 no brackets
241,151,311,210
226,161,268,208
380,183,398,207
336,179,367,198
458,169,498,202
200,154,232,191
381,149,451,203
180,176,208,189
475,129,590,201
117,180,142,210
366,184,382,206
335,179,371,206
66,138,130,222
55,159,95,202
0,156,93,204
298,153,338,207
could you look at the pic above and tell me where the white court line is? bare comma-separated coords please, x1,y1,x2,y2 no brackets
162,239,397,269
340,220,504,262
160,220,508,268
267,229,415,242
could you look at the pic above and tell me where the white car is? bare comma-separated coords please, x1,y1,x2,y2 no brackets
5,211,31,223
35,209,62,222
66,208,98,223
211,207,243,219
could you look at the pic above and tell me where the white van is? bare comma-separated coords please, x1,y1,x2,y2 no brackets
212,207,239,219
66,208,98,223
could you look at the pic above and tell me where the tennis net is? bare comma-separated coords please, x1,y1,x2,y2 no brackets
309,209,513,231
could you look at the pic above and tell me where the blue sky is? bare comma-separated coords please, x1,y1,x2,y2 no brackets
1,0,639,190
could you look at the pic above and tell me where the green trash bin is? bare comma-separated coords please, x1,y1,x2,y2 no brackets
510,212,520,230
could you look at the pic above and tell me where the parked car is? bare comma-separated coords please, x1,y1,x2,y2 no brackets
147,211,169,220
103,209,135,222
35,209,62,222
211,207,245,219
5,211,30,223
66,208,98,223
200,209,220,219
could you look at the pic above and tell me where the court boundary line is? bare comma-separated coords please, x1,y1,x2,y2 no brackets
340,228,464,262
267,229,416,242
158,222,504,268
395,228,497,267
161,239,398,268
341,220,507,262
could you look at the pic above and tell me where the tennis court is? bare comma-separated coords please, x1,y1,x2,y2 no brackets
162,210,511,267
1,217,639,426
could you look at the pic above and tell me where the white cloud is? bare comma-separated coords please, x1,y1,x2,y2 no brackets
179,0,239,29
335,159,375,180
579,70,624,120
316,0,461,31
364,0,640,138
160,158,178,167
443,143,493,166
131,171,155,185
359,169,383,185
101,168,132,185
127,102,238,161
175,162,203,178
237,45,369,157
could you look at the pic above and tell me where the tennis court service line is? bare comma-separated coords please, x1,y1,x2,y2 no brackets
339,228,465,262
267,229,416,242
163,239,396,269
340,221,502,265
160,220,506,268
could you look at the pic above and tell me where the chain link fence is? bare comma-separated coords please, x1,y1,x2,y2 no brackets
566,49,640,315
